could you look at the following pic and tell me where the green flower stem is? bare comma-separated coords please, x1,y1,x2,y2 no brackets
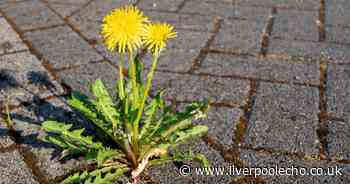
133,53,159,142
118,53,125,99
129,51,138,107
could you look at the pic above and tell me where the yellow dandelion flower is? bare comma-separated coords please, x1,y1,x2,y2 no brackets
142,23,177,55
101,5,149,53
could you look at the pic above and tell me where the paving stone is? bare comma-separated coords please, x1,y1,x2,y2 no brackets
325,0,350,26
196,53,320,85
49,3,83,18
244,82,320,155
0,118,15,148
272,9,319,41
10,97,95,181
141,49,199,72
146,141,235,184
58,62,119,97
168,29,210,50
176,103,243,145
0,52,64,106
138,0,185,12
211,19,265,54
143,11,214,32
238,0,321,10
45,0,89,18
0,18,27,55
269,39,350,64
240,149,350,183
180,0,270,21
327,65,350,119
326,26,350,44
0,0,64,31
0,150,40,184
23,26,102,69
151,72,250,106
327,120,350,160
68,0,130,42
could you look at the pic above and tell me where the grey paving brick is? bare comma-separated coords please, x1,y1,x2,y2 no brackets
211,19,265,54
326,26,350,44
0,52,64,106
58,62,119,97
327,65,350,120
244,82,320,155
143,11,214,32
142,49,199,72
10,97,94,180
196,53,320,85
0,18,27,55
168,30,210,50
269,39,350,64
240,149,350,183
23,26,102,69
272,9,319,41
238,0,321,10
49,3,83,18
146,141,234,184
68,0,130,42
151,72,250,106
138,0,185,12
327,120,350,160
0,150,40,184
180,0,270,21
1,0,64,31
176,103,243,145
325,0,350,26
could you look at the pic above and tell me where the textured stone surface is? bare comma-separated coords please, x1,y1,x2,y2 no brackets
269,38,350,64
325,0,350,26
0,0,64,31
0,18,27,55
176,103,243,145
327,65,350,119
24,26,102,69
138,0,184,12
327,120,350,160
240,149,350,183
143,11,214,32
0,150,40,184
272,9,319,41
58,62,119,97
142,49,199,72
326,26,350,44
180,0,270,21
211,19,265,53
168,29,209,50
0,52,64,106
238,0,321,10
10,97,93,181
196,53,320,85
244,82,320,155
151,72,250,106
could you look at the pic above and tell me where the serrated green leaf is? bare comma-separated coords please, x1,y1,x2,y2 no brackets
90,79,121,133
68,92,114,137
42,121,103,159
97,148,123,167
170,125,208,144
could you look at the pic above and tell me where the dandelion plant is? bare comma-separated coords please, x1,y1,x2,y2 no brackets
41,5,210,184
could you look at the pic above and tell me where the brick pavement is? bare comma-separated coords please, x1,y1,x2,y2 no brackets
0,0,349,183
